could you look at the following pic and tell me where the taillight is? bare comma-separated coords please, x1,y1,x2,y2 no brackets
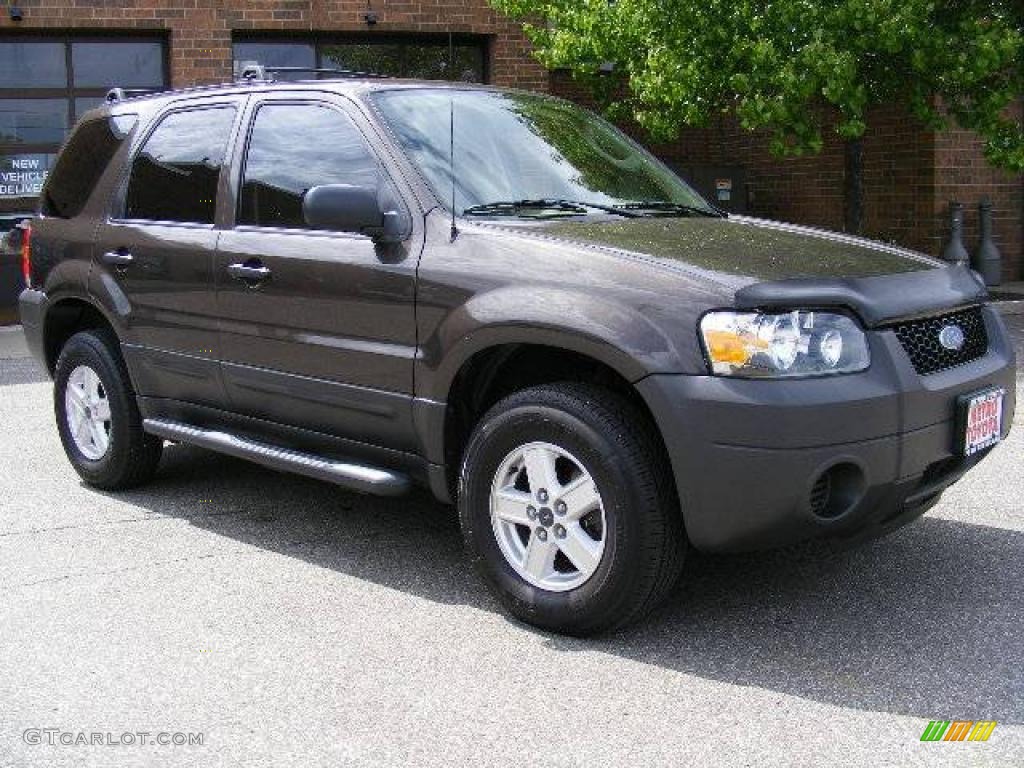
20,223,31,289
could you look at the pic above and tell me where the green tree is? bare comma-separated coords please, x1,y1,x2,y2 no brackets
490,0,1024,233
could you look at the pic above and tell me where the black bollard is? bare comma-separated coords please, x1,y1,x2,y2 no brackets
941,201,969,266
972,197,1002,287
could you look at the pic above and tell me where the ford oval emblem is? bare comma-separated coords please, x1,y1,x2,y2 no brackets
938,324,966,352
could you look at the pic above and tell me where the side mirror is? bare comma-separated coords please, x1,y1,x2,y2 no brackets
302,184,405,243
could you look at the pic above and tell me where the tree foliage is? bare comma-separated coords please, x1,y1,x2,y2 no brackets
490,0,1024,171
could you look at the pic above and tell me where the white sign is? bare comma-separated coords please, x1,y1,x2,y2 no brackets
0,154,54,198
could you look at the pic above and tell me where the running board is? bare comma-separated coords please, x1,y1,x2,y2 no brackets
143,419,411,496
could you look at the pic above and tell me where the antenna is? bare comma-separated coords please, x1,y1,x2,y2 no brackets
448,30,458,241
449,93,458,241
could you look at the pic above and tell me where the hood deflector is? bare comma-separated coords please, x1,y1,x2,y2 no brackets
734,264,987,327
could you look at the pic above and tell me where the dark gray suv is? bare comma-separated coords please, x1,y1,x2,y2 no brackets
19,76,1016,635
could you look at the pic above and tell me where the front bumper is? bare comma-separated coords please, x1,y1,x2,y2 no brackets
638,305,1016,552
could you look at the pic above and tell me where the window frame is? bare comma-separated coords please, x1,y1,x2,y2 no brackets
231,96,407,239
113,101,243,229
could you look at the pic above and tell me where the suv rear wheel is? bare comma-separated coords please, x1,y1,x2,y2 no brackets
54,330,162,490
458,383,685,636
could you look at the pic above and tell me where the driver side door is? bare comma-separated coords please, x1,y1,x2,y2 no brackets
215,94,420,453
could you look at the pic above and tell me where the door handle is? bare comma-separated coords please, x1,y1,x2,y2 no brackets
227,261,272,285
101,250,133,267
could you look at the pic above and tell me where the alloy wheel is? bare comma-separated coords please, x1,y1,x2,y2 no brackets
489,441,607,592
64,364,112,460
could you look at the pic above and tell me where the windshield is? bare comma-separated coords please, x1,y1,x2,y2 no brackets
371,88,716,217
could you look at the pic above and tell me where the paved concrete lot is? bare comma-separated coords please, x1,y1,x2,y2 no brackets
0,318,1021,767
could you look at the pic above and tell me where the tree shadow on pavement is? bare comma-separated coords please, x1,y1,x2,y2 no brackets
110,441,1024,726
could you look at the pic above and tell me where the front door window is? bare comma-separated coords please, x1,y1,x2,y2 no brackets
238,103,381,230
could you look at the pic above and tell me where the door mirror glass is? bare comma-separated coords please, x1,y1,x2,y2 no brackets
302,183,403,242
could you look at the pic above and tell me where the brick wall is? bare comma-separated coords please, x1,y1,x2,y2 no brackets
0,0,548,91
3,2,1020,280
930,105,1023,283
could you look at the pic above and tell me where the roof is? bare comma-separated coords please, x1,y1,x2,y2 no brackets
77,75,530,130
102,76,502,109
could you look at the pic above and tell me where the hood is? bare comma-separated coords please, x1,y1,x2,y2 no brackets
533,215,938,283
511,215,986,326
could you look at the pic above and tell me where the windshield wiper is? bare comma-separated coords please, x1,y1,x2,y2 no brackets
614,201,723,218
462,198,639,218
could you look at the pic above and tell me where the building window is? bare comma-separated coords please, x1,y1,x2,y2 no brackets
0,35,168,208
233,41,316,80
232,34,488,84
71,41,164,89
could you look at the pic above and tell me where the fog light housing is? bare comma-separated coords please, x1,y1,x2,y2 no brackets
809,463,866,519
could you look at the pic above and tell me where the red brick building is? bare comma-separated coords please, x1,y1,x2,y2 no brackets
1,0,1021,283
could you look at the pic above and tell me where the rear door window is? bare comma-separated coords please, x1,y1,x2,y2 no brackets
124,106,236,224
41,114,138,218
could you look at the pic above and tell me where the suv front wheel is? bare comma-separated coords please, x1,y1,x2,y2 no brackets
54,329,162,490
459,383,685,636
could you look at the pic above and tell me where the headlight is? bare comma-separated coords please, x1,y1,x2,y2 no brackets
700,310,870,378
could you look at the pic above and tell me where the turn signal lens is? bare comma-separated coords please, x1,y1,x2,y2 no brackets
700,310,870,378
703,329,765,366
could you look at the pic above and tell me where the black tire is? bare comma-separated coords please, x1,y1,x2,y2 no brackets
458,383,685,636
54,329,162,490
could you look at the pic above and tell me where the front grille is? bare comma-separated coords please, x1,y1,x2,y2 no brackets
892,306,988,375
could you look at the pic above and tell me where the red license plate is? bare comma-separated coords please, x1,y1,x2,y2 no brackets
959,388,1005,456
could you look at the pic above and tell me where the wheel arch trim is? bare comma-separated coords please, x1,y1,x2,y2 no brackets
40,291,125,374
417,285,682,405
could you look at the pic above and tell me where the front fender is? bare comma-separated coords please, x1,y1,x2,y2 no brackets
416,284,682,402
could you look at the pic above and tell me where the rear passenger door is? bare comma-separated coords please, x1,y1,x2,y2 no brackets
215,94,420,452
93,99,245,408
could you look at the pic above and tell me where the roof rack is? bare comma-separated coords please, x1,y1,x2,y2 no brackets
236,64,390,83
100,65,390,106
105,87,163,103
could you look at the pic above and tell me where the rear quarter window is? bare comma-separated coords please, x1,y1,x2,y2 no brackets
40,113,137,219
